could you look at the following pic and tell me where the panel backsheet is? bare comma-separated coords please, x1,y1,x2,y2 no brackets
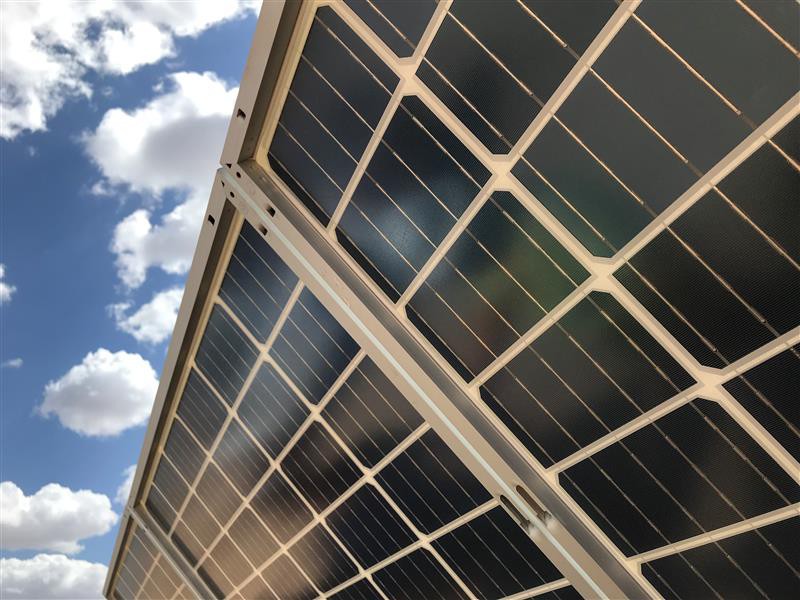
259,1,800,598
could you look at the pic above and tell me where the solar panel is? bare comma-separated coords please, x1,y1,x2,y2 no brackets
106,1,799,599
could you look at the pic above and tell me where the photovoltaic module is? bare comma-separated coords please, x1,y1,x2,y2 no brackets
105,1,800,599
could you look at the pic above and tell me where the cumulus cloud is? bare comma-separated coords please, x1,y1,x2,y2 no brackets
0,554,107,599
2,358,23,369
0,264,16,303
84,71,237,288
110,287,183,344
115,465,137,506
0,481,117,554
0,1,257,139
38,348,158,436
110,194,206,289
85,72,236,192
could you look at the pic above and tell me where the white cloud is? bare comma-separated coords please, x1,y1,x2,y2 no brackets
38,348,158,436
98,20,174,75
84,71,237,288
1,358,23,369
110,287,183,344
115,465,137,506
89,179,114,197
0,554,107,599
85,72,236,193
0,264,16,303
0,481,117,554
0,1,258,139
110,192,206,289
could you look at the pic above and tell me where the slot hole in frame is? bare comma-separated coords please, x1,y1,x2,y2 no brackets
516,485,550,521
500,494,530,529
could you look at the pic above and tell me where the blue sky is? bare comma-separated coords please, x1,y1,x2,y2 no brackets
1,3,258,597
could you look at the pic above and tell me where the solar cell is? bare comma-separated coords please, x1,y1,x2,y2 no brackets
521,1,617,54
326,483,416,568
337,95,489,301
173,520,205,567
636,0,798,123
177,370,228,451
771,114,799,163
251,471,314,544
240,576,277,600
289,524,358,592
556,72,698,217
219,221,298,342
523,586,583,600
281,421,362,513
594,18,751,172
407,190,590,379
152,457,189,516
163,418,206,484
269,6,399,225
228,508,279,569
262,555,316,600
421,0,576,151
199,555,234,599
269,288,359,404
146,484,178,533
210,536,251,587
322,356,424,467
716,123,800,263
212,419,269,495
514,120,651,256
236,362,309,459
195,305,259,405
197,462,241,526
183,495,220,550
375,430,492,534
